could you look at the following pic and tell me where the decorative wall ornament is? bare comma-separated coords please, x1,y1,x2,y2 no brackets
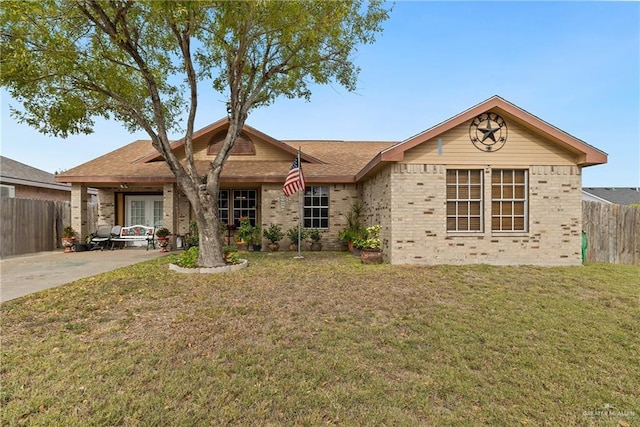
469,112,508,152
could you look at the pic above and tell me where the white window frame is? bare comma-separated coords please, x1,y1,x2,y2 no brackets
1,184,15,198
491,169,528,232
304,186,329,229
446,169,483,233
124,195,163,227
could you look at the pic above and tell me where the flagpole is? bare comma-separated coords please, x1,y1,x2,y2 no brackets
296,148,303,259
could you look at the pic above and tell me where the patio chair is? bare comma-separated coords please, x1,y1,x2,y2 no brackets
89,225,118,251
108,225,124,250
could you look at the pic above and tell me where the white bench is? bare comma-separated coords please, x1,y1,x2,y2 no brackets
110,225,155,250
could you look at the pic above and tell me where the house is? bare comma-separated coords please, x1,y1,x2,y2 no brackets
582,187,640,205
0,156,97,202
56,96,607,265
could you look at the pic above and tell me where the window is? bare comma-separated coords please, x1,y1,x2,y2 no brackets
492,170,528,232
1,184,15,198
232,190,257,226
446,170,483,232
304,186,329,228
217,189,257,226
218,190,229,225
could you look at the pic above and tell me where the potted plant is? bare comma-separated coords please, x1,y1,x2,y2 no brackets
236,216,252,250
62,226,76,253
263,223,284,252
339,202,365,253
185,220,199,249
308,228,322,251
155,227,171,252
286,227,307,251
223,244,238,262
249,225,262,251
356,224,383,264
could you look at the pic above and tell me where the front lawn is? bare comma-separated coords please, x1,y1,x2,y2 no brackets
1,253,638,426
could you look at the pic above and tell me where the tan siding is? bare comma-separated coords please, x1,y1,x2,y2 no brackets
191,134,292,162
247,135,293,161
403,118,579,166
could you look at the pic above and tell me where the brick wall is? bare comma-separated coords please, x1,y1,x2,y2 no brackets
361,167,392,259
375,164,582,266
261,183,359,250
14,184,71,202
97,188,116,226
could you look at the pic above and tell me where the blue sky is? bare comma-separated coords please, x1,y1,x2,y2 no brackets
1,1,638,187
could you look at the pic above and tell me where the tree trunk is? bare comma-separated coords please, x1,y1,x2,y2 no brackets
175,173,226,268
197,208,225,267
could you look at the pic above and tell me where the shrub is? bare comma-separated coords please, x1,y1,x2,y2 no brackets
354,225,381,250
263,224,284,243
307,228,321,242
286,227,308,244
63,226,76,238
187,220,199,247
155,227,171,238
236,216,253,243
175,246,199,268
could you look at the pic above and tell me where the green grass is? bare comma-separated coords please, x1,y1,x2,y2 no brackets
1,252,638,426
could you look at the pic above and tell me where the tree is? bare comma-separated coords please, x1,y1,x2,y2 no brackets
1,0,390,267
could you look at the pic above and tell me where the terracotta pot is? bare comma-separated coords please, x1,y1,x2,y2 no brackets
62,237,75,253
268,242,279,252
360,248,382,264
310,242,322,251
157,237,170,252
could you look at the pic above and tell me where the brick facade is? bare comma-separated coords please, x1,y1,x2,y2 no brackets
62,98,604,265
12,184,71,202
370,164,582,266
361,167,392,260
260,183,359,250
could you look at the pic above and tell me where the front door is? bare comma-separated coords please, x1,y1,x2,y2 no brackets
125,195,163,245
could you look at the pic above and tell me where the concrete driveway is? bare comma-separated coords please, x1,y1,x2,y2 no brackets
0,248,168,303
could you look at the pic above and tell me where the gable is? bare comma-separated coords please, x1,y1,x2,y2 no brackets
189,125,295,162
402,110,579,166
357,96,607,180
206,130,256,156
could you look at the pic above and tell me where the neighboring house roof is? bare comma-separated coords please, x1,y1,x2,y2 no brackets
0,156,74,192
56,96,607,186
582,187,640,205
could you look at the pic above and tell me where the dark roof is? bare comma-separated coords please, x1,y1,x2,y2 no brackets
583,187,640,205
1,156,59,184
0,156,71,191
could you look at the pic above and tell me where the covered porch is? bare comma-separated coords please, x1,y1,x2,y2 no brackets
69,182,344,251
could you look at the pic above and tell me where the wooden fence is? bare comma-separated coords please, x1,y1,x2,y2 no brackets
0,198,97,258
583,201,640,265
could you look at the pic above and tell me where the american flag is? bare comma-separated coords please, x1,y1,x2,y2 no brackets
282,154,305,197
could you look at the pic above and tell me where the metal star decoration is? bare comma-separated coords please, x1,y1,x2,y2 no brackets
477,120,500,142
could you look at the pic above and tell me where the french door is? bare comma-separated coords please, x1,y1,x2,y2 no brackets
125,195,163,227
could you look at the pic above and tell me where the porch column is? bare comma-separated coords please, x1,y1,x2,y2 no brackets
71,183,88,240
163,183,178,248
